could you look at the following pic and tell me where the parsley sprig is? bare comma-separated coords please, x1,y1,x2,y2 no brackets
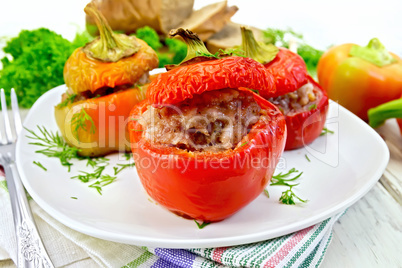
266,168,307,205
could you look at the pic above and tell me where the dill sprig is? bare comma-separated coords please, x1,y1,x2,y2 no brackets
124,152,132,161
86,156,109,168
308,103,317,110
88,174,117,195
26,126,131,195
33,161,47,171
25,126,81,171
267,168,307,205
113,162,135,175
279,186,307,205
320,127,334,136
71,108,96,140
56,93,77,108
71,166,106,183
194,220,210,229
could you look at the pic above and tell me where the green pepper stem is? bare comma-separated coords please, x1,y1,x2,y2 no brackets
349,38,397,67
368,98,402,128
169,28,216,64
240,26,279,64
83,2,140,62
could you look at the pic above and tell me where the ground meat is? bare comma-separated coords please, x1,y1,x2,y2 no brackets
139,89,262,152
61,72,150,103
268,83,318,115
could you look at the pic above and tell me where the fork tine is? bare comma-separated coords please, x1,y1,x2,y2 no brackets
1,88,13,143
11,88,22,137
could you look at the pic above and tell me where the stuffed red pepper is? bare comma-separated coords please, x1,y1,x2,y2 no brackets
128,29,286,222
241,27,329,150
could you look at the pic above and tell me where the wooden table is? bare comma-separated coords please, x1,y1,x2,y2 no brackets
321,119,402,267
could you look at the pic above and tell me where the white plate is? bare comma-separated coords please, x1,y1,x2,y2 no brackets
16,85,389,248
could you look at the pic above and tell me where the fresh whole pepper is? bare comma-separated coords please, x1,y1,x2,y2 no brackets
368,93,402,135
241,27,328,150
317,38,402,121
128,29,286,222
55,3,158,157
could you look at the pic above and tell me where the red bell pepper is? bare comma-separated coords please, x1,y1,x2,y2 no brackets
128,29,286,222
241,27,328,150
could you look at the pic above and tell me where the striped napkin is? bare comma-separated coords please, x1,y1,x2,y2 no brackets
0,172,343,268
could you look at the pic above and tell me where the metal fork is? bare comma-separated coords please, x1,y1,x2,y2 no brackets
0,88,54,268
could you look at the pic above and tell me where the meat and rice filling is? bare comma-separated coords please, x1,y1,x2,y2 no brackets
139,89,263,152
268,83,319,115
61,72,150,103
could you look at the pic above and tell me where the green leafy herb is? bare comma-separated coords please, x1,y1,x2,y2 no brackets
263,28,324,77
26,126,126,194
0,28,91,108
70,196,78,200
279,186,307,205
71,166,106,183
240,141,249,147
88,174,118,195
308,103,317,110
320,127,335,136
305,154,311,162
56,93,77,108
89,181,103,195
25,126,81,171
263,189,270,198
86,157,109,168
0,180,8,192
134,26,187,68
194,220,211,229
113,162,135,175
33,161,47,171
135,26,163,51
268,168,307,205
71,108,96,140
124,152,132,161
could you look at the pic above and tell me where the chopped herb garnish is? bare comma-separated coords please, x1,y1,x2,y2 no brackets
0,180,8,192
320,127,335,136
88,174,118,195
56,93,77,108
194,220,211,229
267,168,308,205
279,186,307,205
263,189,270,198
25,126,81,171
240,141,249,147
124,152,132,161
249,89,260,95
89,181,102,195
33,161,47,171
71,166,106,183
305,154,311,162
70,196,78,199
71,108,96,140
86,157,109,168
113,162,135,175
308,103,317,110
26,126,131,195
